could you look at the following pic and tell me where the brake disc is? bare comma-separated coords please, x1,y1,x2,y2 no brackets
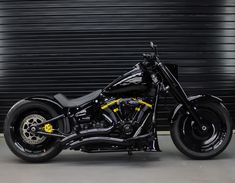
20,114,47,145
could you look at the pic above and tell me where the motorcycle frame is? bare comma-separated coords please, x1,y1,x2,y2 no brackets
27,44,221,151
30,62,195,138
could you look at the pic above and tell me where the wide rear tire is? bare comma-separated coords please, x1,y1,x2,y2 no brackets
170,101,233,159
4,100,63,163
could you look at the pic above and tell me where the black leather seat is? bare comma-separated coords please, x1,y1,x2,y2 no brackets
54,89,102,108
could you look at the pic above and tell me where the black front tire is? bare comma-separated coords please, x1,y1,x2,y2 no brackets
4,100,63,163
170,101,233,160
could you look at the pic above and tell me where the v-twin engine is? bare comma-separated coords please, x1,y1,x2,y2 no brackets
100,97,153,138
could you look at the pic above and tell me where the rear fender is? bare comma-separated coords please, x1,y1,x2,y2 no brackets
170,95,222,124
26,95,63,112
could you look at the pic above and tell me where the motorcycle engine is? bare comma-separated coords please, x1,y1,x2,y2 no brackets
76,97,153,138
99,97,153,138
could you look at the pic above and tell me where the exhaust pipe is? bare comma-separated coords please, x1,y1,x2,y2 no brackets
61,126,114,145
69,137,128,150
80,126,113,137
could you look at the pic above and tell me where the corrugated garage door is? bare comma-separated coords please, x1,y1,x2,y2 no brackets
0,0,234,132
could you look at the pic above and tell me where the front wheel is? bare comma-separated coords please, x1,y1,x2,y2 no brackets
170,101,233,159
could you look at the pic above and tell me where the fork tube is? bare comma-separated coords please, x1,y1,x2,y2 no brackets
157,63,204,128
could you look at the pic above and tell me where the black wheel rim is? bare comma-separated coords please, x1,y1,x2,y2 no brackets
179,107,227,153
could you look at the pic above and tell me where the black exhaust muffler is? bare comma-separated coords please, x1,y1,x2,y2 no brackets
69,137,128,150
61,126,114,146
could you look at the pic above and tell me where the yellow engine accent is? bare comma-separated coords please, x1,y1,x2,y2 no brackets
101,98,121,110
138,100,153,108
135,107,141,111
101,98,152,111
132,98,152,108
113,108,119,112
43,123,53,133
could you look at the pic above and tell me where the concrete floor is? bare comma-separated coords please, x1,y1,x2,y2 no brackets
0,135,235,183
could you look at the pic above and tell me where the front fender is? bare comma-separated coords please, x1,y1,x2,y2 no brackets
170,94,222,123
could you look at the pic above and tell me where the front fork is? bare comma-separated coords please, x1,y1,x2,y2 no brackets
170,85,207,131
157,63,207,132
167,79,207,130
182,100,207,130
148,77,207,152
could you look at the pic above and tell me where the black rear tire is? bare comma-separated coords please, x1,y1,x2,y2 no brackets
170,101,233,160
4,100,63,163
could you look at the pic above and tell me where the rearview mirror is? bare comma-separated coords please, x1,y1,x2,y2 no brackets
150,41,157,55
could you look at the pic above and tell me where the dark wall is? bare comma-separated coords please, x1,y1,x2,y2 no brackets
0,0,234,132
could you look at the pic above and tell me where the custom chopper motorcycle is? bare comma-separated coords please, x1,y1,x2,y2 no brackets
4,42,233,162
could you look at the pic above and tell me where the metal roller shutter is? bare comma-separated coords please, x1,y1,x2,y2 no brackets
0,0,234,132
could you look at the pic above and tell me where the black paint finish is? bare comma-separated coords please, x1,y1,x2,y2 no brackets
0,0,234,132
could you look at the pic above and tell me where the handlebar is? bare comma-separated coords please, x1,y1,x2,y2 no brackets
142,42,161,70
143,53,155,61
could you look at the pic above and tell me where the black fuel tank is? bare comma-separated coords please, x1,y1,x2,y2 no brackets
103,64,151,96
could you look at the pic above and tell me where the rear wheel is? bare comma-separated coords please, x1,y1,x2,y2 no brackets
4,100,63,162
171,101,232,159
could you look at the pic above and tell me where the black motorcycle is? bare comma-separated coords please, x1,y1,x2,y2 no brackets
4,42,233,162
